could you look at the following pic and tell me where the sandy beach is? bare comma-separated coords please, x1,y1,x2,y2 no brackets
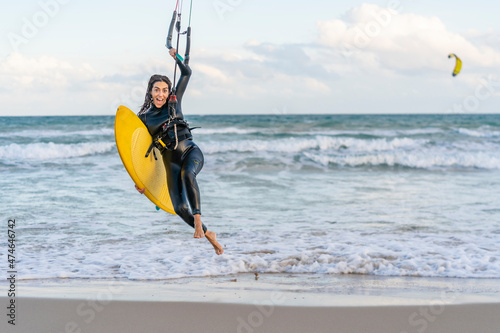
1,274,499,333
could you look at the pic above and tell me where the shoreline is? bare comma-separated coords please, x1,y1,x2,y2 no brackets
2,274,499,332
7,273,500,303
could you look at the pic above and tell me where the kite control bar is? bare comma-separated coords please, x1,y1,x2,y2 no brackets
166,10,177,51
165,0,192,64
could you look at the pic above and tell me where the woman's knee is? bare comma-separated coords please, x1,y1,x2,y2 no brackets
181,167,198,186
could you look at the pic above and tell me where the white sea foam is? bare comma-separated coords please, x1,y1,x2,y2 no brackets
0,142,115,161
304,150,500,169
0,128,114,139
195,127,261,135
304,127,445,137
457,127,500,138
199,134,500,170
201,136,426,154
15,227,500,280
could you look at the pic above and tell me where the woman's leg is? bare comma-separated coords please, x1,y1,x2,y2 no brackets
181,146,204,216
181,146,206,238
163,149,207,233
164,144,223,255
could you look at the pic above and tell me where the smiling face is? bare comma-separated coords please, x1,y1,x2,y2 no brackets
151,81,170,108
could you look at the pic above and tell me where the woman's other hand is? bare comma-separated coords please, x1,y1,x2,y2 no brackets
135,184,145,194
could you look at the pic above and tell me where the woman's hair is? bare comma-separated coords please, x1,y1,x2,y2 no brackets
138,74,172,115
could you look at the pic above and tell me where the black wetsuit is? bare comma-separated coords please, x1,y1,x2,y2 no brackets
139,58,207,233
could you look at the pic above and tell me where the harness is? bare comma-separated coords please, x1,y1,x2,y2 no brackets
145,95,198,159
145,118,189,157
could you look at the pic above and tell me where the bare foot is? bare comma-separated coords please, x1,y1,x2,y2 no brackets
194,225,205,238
205,230,224,255
193,215,205,239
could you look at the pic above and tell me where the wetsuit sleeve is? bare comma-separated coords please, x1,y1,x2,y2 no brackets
174,57,192,106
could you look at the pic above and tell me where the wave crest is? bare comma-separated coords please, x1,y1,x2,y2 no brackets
0,142,115,161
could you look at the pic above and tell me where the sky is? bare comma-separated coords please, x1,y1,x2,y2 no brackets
1,0,500,116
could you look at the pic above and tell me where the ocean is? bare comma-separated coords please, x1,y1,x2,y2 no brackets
1,113,499,281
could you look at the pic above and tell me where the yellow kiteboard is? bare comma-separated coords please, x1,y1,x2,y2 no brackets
114,105,176,215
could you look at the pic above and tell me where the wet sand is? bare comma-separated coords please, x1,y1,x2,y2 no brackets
1,274,499,333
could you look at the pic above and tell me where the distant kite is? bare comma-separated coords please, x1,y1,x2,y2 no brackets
448,53,462,77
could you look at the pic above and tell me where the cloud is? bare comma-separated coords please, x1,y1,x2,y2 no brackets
0,53,131,116
243,42,333,80
465,30,500,54
193,63,231,84
317,3,500,75
0,53,101,91
185,41,334,107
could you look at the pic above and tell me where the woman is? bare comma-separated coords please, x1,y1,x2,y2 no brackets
135,48,223,255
